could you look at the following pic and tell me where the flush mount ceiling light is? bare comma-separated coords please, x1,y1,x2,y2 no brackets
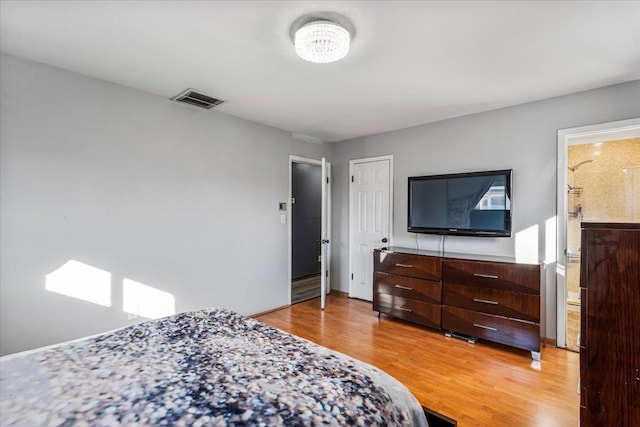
294,20,351,64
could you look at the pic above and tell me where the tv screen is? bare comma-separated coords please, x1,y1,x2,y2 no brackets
408,169,512,237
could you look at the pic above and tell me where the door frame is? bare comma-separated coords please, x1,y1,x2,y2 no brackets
348,155,394,299
555,117,640,348
288,155,331,306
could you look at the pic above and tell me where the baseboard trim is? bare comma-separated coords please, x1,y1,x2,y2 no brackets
252,290,350,318
250,304,290,318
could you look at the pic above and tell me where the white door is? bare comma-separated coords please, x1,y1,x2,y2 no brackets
320,157,331,309
349,156,393,301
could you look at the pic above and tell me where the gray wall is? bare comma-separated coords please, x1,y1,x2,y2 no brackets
0,54,330,355
2,52,639,354
330,80,640,339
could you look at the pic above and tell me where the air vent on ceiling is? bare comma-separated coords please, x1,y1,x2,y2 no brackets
171,88,224,109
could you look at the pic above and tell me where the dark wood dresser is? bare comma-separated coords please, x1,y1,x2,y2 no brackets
579,222,640,427
373,247,542,359
441,258,541,356
373,250,442,329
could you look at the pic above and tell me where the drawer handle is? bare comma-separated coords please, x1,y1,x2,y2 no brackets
394,285,414,291
473,298,499,305
473,273,499,279
394,306,412,312
473,323,498,331
394,263,413,268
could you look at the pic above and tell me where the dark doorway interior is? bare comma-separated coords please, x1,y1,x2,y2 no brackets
291,162,322,303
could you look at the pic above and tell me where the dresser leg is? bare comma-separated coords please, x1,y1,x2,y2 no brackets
531,351,541,361
445,330,477,344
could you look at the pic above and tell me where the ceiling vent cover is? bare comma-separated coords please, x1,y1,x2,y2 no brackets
172,89,224,109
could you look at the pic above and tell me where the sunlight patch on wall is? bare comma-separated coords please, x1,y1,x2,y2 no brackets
45,260,111,307
123,278,175,319
544,216,557,264
515,224,539,264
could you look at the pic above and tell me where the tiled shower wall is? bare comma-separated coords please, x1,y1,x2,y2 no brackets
567,137,640,296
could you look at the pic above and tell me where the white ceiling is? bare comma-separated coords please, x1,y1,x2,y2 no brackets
1,1,639,142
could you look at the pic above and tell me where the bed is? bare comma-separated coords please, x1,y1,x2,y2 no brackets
0,308,428,426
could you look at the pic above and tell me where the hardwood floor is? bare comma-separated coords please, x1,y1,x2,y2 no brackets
256,292,580,427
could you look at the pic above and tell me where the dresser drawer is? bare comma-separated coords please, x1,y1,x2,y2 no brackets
375,251,441,281
374,293,441,329
443,259,540,294
374,272,441,304
442,283,540,322
442,306,540,352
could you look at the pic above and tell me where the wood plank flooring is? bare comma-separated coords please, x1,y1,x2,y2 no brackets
291,274,321,304
255,292,580,427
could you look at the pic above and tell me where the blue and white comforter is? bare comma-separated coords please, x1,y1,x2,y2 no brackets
1,308,427,426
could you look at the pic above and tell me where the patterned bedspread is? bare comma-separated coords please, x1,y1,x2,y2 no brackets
0,308,428,426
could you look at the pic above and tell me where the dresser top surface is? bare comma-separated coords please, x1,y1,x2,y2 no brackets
581,221,640,230
379,247,541,266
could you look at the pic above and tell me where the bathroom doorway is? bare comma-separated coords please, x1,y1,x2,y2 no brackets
557,119,640,350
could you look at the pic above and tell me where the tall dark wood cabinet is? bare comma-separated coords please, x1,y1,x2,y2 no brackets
580,222,640,427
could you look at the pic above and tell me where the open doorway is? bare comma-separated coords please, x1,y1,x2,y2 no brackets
565,137,640,351
288,156,331,306
291,160,322,303
556,118,640,349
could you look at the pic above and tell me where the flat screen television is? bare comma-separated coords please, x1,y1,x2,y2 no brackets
408,169,512,237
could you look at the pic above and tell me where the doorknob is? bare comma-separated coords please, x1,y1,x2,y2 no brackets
382,238,388,243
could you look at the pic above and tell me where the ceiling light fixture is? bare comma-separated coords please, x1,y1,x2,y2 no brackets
294,20,351,64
